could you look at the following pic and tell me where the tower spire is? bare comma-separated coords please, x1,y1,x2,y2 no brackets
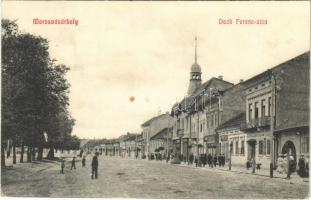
195,36,197,64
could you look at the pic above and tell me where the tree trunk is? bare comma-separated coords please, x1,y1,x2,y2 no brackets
37,147,43,160
12,141,16,164
1,146,5,167
27,147,31,162
20,144,24,163
46,148,54,159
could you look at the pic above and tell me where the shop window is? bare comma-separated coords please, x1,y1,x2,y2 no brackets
267,140,271,155
235,140,239,155
240,140,245,155
259,140,264,155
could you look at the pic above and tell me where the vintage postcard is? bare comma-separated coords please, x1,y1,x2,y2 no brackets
1,1,310,199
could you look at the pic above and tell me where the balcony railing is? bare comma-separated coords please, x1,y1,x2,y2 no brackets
242,116,271,129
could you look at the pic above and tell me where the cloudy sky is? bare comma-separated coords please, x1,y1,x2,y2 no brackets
2,1,309,139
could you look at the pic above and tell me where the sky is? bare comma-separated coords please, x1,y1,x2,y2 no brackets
2,1,310,139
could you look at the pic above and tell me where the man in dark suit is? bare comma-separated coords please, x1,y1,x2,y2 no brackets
91,152,99,179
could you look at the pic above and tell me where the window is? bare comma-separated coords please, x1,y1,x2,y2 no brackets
254,102,259,119
214,114,217,127
200,124,203,132
219,99,223,111
248,103,253,120
186,117,188,129
267,140,271,155
268,97,272,116
302,137,309,153
211,114,214,128
206,116,209,128
241,140,245,155
235,140,239,155
259,140,264,155
261,99,266,117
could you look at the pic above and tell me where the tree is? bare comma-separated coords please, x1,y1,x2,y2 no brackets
2,19,77,165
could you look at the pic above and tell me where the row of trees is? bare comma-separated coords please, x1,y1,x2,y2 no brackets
1,19,80,166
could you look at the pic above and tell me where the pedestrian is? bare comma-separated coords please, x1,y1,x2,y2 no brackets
194,156,198,167
203,153,207,167
71,157,76,170
207,153,212,168
213,155,217,167
298,155,306,177
217,155,221,168
82,155,86,167
91,152,99,179
60,158,65,174
222,154,226,167
189,154,194,165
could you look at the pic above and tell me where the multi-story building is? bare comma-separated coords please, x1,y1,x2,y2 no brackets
241,51,309,169
149,127,173,156
141,113,173,156
216,113,247,165
171,38,245,161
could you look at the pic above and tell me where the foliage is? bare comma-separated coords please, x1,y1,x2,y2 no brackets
1,19,79,154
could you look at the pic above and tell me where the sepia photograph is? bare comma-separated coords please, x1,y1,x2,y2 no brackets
1,1,310,199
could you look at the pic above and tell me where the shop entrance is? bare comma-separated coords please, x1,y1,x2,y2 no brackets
281,140,297,162
247,139,256,161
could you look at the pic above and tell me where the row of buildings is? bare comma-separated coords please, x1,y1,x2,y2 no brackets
90,40,309,170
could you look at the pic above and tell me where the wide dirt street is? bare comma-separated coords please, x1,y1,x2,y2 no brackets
1,156,309,198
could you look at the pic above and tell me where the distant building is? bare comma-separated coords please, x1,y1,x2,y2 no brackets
141,113,173,156
149,127,173,156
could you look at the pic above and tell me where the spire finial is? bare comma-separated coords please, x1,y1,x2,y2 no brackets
195,36,197,64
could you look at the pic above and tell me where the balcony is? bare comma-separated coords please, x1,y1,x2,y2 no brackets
242,116,271,130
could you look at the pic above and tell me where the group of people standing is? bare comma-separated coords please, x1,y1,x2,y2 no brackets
187,153,226,168
59,152,99,179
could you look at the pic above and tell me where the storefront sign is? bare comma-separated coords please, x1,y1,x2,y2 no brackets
204,135,216,144
220,135,228,141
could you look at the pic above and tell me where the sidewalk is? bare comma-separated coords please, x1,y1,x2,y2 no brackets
176,161,309,184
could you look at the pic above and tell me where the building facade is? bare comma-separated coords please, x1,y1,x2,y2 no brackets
141,113,173,156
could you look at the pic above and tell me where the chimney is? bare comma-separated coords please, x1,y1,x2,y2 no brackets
218,75,223,80
239,79,244,83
